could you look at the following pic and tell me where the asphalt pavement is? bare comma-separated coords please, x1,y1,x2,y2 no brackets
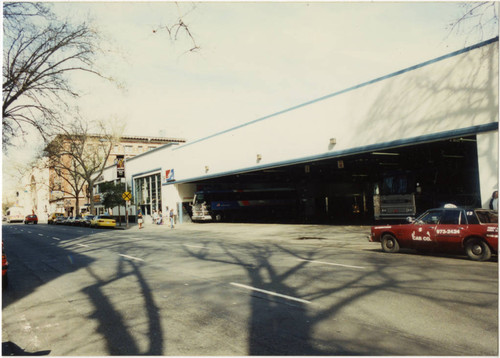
120,221,374,249
2,222,498,355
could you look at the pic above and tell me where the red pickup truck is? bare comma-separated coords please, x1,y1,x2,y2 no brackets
370,207,498,261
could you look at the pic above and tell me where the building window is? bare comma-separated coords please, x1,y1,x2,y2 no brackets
134,173,162,216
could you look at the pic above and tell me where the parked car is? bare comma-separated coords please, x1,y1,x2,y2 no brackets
48,212,64,224
90,215,116,228
24,214,38,225
72,216,84,226
370,207,498,261
2,242,8,289
64,217,74,225
83,215,95,227
54,216,67,225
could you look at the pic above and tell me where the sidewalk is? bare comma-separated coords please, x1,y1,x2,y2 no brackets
115,221,374,250
114,222,170,230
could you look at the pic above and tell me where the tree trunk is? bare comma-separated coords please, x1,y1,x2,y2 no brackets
88,179,95,214
75,195,80,216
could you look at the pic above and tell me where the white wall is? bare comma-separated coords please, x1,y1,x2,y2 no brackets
165,41,497,183
477,131,499,208
17,166,51,222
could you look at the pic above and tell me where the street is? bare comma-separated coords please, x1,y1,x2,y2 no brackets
2,222,498,355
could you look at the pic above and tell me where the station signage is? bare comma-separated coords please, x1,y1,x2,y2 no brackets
165,169,175,183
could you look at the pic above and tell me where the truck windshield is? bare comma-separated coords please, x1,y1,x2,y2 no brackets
194,193,206,205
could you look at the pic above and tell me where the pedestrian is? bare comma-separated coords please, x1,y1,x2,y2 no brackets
157,210,163,225
169,208,175,229
489,190,498,211
138,211,144,229
152,210,157,224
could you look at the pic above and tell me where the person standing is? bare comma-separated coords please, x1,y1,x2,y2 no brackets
169,208,175,229
490,190,498,211
137,211,144,229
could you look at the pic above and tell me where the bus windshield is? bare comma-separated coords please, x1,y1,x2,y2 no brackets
381,174,408,195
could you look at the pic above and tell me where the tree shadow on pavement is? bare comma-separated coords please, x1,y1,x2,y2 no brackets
2,341,51,356
82,258,163,355
2,227,95,310
182,240,498,355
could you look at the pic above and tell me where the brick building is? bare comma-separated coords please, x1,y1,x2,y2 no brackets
48,134,186,217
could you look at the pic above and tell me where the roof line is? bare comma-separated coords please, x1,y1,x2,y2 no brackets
120,135,186,142
168,122,498,185
173,36,499,152
101,142,181,171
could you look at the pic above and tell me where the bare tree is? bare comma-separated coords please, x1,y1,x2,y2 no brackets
3,2,53,30
152,2,200,54
2,2,105,150
447,2,498,45
43,118,121,215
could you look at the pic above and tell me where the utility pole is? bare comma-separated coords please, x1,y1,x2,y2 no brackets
125,155,129,229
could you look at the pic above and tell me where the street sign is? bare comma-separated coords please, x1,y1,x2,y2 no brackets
122,191,132,201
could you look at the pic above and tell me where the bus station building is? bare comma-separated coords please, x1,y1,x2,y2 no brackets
94,37,499,225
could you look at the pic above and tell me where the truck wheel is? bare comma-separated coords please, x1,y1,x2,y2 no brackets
465,238,491,261
214,213,223,222
381,234,400,253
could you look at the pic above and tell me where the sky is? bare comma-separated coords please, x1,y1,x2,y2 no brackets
2,1,499,195
50,1,497,140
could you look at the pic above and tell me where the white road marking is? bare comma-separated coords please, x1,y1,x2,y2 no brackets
230,282,312,304
118,254,144,262
52,237,61,241
297,258,365,269
38,234,43,237
77,244,89,247
184,244,206,249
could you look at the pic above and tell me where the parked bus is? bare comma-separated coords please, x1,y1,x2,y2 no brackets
373,172,416,220
191,187,297,222
6,206,25,223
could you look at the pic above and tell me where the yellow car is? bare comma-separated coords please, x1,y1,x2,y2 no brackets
48,212,64,225
90,215,116,228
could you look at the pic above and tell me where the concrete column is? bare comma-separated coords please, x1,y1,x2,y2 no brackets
163,184,181,221
477,131,499,208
